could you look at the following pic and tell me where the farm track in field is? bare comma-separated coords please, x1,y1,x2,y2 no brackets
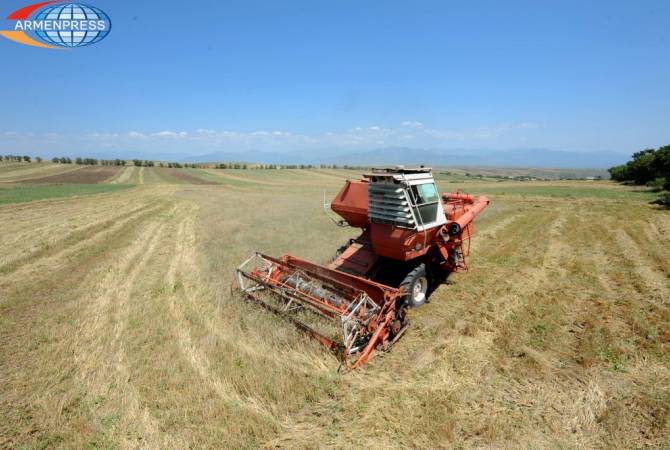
0,203,166,279
109,166,135,184
0,198,174,447
70,206,188,449
0,187,164,265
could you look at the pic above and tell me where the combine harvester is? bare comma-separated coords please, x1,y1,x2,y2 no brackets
236,167,489,369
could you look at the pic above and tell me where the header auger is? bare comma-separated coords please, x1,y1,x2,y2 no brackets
236,167,489,369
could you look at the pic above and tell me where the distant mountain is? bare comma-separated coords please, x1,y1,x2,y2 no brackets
32,146,627,169
183,147,629,169
319,147,463,166
181,150,289,164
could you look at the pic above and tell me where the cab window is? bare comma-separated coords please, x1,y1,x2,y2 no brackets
410,183,439,224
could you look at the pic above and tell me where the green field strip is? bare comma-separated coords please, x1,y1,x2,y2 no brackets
0,184,136,205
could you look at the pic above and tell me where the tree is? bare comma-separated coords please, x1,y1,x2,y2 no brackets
36,157,42,163
23,155,31,162
626,149,656,184
608,164,628,182
652,145,670,189
609,144,670,199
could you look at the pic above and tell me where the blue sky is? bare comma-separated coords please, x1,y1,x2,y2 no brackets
0,0,668,158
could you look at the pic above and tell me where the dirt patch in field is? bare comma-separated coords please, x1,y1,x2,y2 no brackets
163,169,218,185
26,166,122,184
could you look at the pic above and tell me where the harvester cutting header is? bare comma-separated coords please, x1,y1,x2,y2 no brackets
237,167,489,369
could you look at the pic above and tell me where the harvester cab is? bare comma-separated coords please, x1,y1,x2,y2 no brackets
236,167,489,369
366,167,447,232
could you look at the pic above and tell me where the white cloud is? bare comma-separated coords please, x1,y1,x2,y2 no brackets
0,120,540,155
151,131,188,138
87,132,119,140
401,121,424,129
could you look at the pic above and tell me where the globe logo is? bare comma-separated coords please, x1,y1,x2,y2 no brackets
34,3,111,47
0,1,112,49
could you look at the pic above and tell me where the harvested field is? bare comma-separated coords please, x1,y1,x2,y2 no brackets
113,167,219,185
0,170,668,449
163,168,218,184
0,163,80,183
26,166,122,184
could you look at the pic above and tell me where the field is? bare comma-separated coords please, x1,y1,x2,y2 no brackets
1,163,669,449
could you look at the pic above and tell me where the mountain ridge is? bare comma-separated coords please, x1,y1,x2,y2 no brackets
184,147,629,169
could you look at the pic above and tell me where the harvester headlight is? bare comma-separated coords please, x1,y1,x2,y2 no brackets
415,243,422,250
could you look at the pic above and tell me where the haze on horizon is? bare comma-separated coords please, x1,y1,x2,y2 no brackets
1,0,668,161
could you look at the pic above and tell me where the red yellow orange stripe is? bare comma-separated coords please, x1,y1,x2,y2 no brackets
0,30,58,48
7,1,59,20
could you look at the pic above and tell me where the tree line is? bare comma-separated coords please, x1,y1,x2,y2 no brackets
213,163,368,170
4,155,370,171
609,145,669,205
608,145,670,188
1,155,41,162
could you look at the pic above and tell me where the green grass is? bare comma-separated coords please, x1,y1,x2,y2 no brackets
0,184,135,205
470,184,657,200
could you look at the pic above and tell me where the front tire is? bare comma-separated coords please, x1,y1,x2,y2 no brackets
400,263,429,307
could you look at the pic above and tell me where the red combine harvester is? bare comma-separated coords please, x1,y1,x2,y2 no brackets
236,167,489,369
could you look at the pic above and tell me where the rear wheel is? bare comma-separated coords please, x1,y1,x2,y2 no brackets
400,263,429,307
